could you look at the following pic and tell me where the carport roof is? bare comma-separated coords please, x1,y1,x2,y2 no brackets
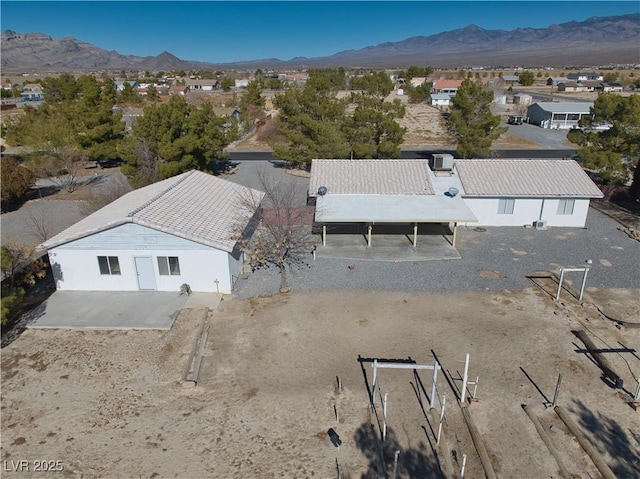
315,194,477,223
41,170,265,253
530,102,593,113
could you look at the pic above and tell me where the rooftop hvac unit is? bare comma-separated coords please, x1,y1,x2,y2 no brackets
433,153,454,171
534,220,547,230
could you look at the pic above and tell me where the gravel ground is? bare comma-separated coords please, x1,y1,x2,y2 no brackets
233,207,640,299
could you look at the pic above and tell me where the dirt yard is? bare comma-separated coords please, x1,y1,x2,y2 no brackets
2,286,639,478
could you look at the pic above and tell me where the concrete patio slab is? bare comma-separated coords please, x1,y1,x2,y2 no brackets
315,233,461,261
25,291,190,330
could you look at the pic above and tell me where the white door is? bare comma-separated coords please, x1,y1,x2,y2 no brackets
134,256,157,290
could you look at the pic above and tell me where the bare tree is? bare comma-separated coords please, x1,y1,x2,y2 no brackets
127,137,162,187
27,209,54,243
80,174,133,215
28,143,88,194
236,172,314,293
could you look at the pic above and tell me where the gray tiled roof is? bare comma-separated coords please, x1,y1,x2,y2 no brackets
455,159,603,198
530,102,593,113
42,170,265,252
309,159,435,196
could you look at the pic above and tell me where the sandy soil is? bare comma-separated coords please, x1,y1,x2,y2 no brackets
2,286,639,479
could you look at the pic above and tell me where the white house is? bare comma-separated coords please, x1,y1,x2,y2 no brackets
308,159,602,246
430,93,454,107
526,102,594,129
567,72,604,81
455,159,603,227
41,171,264,294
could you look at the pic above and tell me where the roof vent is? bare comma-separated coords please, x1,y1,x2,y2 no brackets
446,187,459,197
317,186,327,196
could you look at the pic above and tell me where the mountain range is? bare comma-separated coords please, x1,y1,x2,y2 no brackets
2,13,639,73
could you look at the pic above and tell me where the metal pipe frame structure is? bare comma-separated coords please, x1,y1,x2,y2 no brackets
371,359,441,409
555,267,590,301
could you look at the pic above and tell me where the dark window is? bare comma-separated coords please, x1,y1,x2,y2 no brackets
157,256,180,276
98,256,120,275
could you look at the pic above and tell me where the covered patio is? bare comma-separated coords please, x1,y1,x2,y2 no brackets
314,194,477,260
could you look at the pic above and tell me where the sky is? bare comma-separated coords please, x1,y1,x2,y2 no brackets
1,1,639,63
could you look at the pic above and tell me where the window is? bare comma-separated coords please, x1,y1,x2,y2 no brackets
497,198,515,215
157,256,181,276
557,199,575,215
98,256,121,275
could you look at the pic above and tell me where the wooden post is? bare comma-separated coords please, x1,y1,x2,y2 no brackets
522,404,572,479
461,406,497,479
413,222,418,247
554,406,617,479
574,329,623,389
322,225,327,246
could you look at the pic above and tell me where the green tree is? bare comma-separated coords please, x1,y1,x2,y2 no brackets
220,77,234,92
272,75,350,166
119,81,141,105
240,80,266,127
518,71,535,86
343,72,406,158
1,242,46,325
1,157,35,206
123,96,232,184
406,81,433,104
146,85,160,103
42,73,80,103
603,72,619,83
447,79,506,158
567,93,640,199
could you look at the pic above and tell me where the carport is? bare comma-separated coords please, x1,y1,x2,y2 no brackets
315,194,477,248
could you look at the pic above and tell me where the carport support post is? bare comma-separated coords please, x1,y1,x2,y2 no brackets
367,223,372,247
322,225,327,246
452,222,458,248
413,223,418,247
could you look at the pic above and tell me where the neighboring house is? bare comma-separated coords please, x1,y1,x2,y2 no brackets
185,79,219,91
557,81,591,93
20,91,43,102
40,171,264,294
526,102,594,129
567,72,604,81
501,75,520,84
513,93,532,105
410,77,427,88
308,158,602,245
235,79,250,88
431,79,463,94
601,82,624,93
547,77,570,87
454,160,603,227
115,80,139,92
430,93,454,107
169,85,189,96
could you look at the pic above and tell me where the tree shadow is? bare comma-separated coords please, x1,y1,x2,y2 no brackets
569,398,640,478
1,268,54,348
354,422,444,479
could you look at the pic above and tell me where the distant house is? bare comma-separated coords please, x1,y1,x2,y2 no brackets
234,79,250,89
601,82,624,93
20,91,43,102
168,85,190,96
430,93,454,107
547,77,570,87
513,93,532,105
526,102,593,129
567,72,604,81
431,79,463,94
557,82,589,93
501,75,520,84
41,171,264,294
410,77,427,88
185,79,218,91
115,80,139,92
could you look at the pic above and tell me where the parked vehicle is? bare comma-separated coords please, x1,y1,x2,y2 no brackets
508,115,523,125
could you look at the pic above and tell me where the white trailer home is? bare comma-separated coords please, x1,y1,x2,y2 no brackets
41,171,264,294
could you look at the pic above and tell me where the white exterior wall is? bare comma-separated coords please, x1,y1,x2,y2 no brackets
461,197,592,227
48,247,235,293
47,224,239,293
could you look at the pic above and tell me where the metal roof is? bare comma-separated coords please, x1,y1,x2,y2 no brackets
455,159,603,198
309,159,434,196
41,170,265,253
315,194,477,223
529,102,593,113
